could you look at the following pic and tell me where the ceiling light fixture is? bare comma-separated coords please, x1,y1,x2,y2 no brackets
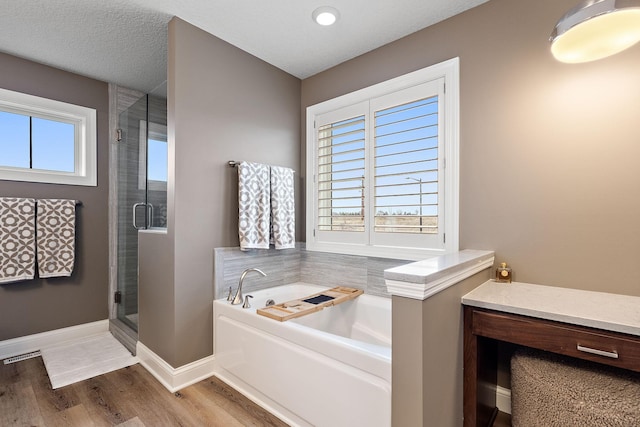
312,6,340,26
550,0,640,63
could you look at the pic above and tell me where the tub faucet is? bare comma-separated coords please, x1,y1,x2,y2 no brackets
231,268,267,305
242,295,253,309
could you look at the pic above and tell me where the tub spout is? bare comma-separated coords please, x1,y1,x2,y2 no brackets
231,268,267,305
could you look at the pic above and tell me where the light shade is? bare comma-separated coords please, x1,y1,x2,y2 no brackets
550,0,640,63
312,6,340,26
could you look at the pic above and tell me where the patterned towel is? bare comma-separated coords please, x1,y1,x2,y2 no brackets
36,199,76,278
0,197,36,283
238,162,271,250
270,166,295,249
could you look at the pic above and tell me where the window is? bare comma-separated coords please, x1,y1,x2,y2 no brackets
0,88,97,186
138,121,168,191
306,58,459,260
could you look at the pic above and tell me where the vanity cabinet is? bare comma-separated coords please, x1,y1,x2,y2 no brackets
462,281,640,427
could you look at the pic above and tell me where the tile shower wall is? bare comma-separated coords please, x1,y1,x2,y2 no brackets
214,243,409,299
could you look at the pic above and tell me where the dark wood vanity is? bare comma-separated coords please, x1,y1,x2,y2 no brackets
462,282,640,427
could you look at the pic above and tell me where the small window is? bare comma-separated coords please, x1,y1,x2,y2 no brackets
138,121,168,191
0,88,97,186
306,58,459,260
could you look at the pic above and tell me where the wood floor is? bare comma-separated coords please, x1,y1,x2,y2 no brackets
0,356,289,426
493,411,512,427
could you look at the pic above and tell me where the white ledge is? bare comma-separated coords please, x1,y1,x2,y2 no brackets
384,249,495,300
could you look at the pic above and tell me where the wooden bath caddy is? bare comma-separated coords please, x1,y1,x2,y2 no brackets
256,286,363,322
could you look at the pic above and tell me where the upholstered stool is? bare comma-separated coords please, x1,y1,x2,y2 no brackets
510,348,640,427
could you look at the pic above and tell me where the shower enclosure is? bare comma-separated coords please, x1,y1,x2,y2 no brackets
110,91,167,351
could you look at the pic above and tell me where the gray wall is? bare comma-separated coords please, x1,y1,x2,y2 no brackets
392,269,492,427
301,0,640,297
139,230,175,362
139,17,302,367
0,52,109,341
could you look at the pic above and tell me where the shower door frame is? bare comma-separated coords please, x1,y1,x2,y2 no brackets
109,85,145,354
108,85,167,355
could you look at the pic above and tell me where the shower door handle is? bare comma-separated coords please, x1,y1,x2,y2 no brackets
132,203,146,230
133,202,155,230
131,202,153,230
147,203,154,228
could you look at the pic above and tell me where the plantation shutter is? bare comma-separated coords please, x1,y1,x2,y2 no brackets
307,59,459,257
374,96,439,233
312,79,445,251
316,112,366,233
370,79,445,249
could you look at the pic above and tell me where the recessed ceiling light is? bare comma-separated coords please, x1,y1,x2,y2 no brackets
313,6,340,26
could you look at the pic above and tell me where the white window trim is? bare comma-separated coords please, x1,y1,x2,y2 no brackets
0,87,97,186
306,58,460,261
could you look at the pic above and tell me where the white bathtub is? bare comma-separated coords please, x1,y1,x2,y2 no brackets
213,283,391,427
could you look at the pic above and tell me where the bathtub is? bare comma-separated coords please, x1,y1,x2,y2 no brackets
213,283,391,427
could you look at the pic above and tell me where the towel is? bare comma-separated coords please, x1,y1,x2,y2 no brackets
0,197,36,283
36,199,76,278
270,165,295,249
238,162,271,250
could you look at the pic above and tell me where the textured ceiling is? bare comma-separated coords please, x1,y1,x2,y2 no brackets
0,0,489,94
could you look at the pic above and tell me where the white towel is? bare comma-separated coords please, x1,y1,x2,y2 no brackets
238,162,271,250
270,165,295,249
0,197,36,283
36,199,76,278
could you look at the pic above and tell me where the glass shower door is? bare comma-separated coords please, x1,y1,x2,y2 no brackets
116,94,167,332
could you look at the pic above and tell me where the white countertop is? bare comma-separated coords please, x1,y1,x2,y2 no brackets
384,249,495,300
462,281,640,337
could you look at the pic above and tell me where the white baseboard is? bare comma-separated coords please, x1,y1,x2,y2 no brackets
496,385,511,415
479,381,512,415
136,342,216,393
0,319,109,361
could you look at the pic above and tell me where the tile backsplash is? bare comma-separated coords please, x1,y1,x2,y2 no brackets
214,243,410,299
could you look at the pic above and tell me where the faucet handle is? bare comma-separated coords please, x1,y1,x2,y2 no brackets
226,286,234,302
242,295,254,309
